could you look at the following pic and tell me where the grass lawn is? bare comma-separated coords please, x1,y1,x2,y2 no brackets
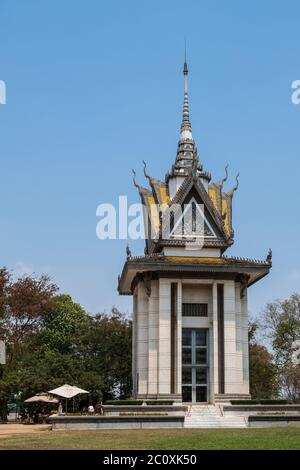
0,428,299,450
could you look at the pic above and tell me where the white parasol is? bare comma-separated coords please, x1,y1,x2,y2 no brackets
48,384,89,413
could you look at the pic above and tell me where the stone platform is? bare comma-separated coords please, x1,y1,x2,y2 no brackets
49,415,185,430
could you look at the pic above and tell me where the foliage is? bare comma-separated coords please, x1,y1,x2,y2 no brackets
278,366,300,402
105,400,143,406
259,399,288,404
262,293,300,366
262,293,300,401
145,401,174,405
37,294,88,353
0,268,58,359
0,268,132,419
248,322,279,399
230,400,260,405
230,399,288,405
81,308,132,401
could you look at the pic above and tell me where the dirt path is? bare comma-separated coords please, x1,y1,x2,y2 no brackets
0,424,51,436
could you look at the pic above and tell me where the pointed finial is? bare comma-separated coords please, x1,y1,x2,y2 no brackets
126,243,132,260
266,248,272,265
184,39,188,74
180,52,192,141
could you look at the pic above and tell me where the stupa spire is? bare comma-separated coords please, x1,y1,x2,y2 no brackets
180,59,193,141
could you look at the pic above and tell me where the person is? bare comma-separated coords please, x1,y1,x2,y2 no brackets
95,403,104,415
88,404,95,415
58,402,63,415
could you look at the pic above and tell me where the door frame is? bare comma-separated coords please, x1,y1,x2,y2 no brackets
181,328,209,403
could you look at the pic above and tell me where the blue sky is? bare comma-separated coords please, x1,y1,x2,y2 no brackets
0,0,299,318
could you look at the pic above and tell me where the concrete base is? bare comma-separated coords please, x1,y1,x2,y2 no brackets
249,416,300,428
103,405,187,416
49,415,185,430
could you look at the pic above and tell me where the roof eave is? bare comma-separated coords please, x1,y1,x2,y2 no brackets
118,257,271,295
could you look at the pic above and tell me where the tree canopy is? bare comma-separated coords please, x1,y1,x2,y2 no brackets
261,293,300,401
0,269,132,419
248,322,279,399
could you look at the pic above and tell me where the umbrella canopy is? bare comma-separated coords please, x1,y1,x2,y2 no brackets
25,392,59,404
48,384,89,399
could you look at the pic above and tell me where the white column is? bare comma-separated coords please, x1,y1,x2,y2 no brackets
241,288,250,394
147,280,159,396
224,281,237,394
158,278,171,395
136,282,149,396
176,281,182,396
132,292,137,396
235,282,244,394
212,282,218,401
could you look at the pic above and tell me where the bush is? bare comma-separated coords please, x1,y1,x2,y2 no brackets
104,399,175,406
260,399,288,405
231,399,288,405
119,412,168,416
104,400,143,406
145,401,174,406
231,400,260,405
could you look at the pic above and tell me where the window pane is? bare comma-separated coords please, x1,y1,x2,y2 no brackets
182,304,208,317
182,367,192,384
196,330,207,346
196,348,207,364
182,348,192,364
182,386,192,402
182,329,192,346
196,386,207,402
196,368,207,384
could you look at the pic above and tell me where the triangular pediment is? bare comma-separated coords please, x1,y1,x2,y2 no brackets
168,196,217,240
160,174,232,250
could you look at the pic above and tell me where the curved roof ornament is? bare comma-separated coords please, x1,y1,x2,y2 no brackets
221,164,229,188
132,169,141,190
227,173,239,196
142,160,152,183
234,173,240,192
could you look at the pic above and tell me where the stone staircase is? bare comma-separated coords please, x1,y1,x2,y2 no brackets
184,405,247,429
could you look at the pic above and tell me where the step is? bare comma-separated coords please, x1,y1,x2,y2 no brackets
184,405,247,429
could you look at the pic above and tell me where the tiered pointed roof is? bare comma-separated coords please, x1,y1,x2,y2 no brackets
118,61,272,295
132,61,240,254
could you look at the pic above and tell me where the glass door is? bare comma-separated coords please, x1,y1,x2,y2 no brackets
182,328,208,402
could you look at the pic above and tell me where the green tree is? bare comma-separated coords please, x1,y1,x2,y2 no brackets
81,307,132,401
249,322,279,399
38,294,88,353
0,266,133,419
0,269,58,419
0,269,58,361
262,293,300,401
262,293,300,366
